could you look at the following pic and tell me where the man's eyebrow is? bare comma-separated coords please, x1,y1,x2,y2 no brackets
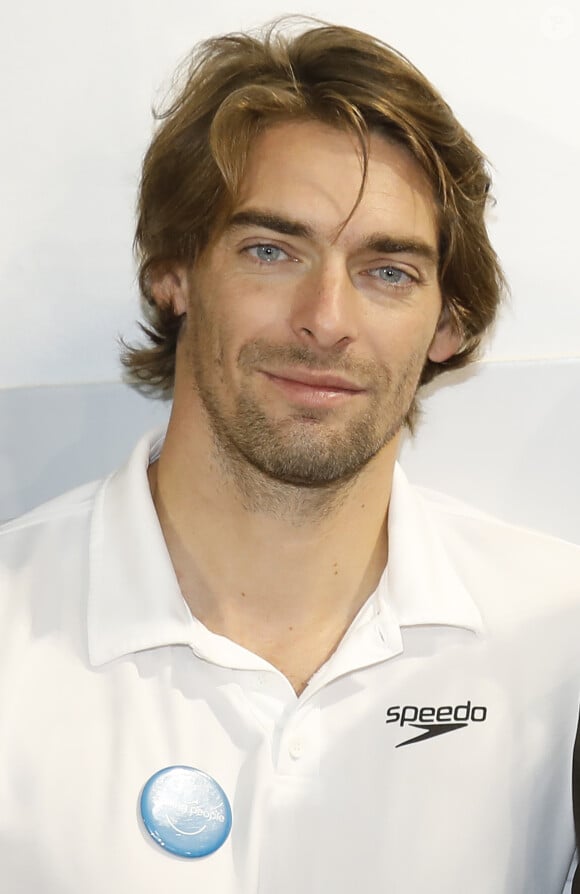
226,210,315,239
363,236,439,267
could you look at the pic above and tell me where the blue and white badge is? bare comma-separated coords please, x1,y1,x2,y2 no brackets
140,765,232,858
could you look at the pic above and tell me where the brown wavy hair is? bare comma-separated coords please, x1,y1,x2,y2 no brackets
123,18,506,404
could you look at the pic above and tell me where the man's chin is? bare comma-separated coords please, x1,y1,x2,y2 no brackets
254,462,363,489
233,435,386,488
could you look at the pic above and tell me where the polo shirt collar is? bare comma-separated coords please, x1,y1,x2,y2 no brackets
386,463,484,634
88,430,483,668
88,430,195,666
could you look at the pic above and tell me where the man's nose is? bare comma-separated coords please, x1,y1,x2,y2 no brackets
289,263,359,350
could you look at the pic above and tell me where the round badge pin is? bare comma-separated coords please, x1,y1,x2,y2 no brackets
140,765,232,858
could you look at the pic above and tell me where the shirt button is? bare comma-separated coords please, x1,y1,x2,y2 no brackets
288,737,304,759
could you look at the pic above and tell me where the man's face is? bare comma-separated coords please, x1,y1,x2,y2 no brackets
171,120,459,486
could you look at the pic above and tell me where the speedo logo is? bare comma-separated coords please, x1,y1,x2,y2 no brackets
386,701,488,747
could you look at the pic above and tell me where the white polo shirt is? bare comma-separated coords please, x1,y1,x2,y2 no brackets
1,430,580,893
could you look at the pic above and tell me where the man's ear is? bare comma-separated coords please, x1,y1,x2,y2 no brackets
149,265,189,316
427,305,463,363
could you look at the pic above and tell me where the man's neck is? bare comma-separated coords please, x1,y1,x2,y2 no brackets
149,411,399,693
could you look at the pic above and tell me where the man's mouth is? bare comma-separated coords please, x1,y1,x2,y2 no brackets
263,367,364,390
260,368,366,405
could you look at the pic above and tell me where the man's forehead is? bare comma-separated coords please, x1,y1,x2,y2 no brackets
240,119,435,194
224,120,439,245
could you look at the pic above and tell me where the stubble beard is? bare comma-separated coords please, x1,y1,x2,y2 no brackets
188,336,424,510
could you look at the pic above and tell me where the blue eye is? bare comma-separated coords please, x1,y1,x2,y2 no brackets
248,244,287,263
372,266,413,285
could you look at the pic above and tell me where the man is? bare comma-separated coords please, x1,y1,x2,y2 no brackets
1,20,579,893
